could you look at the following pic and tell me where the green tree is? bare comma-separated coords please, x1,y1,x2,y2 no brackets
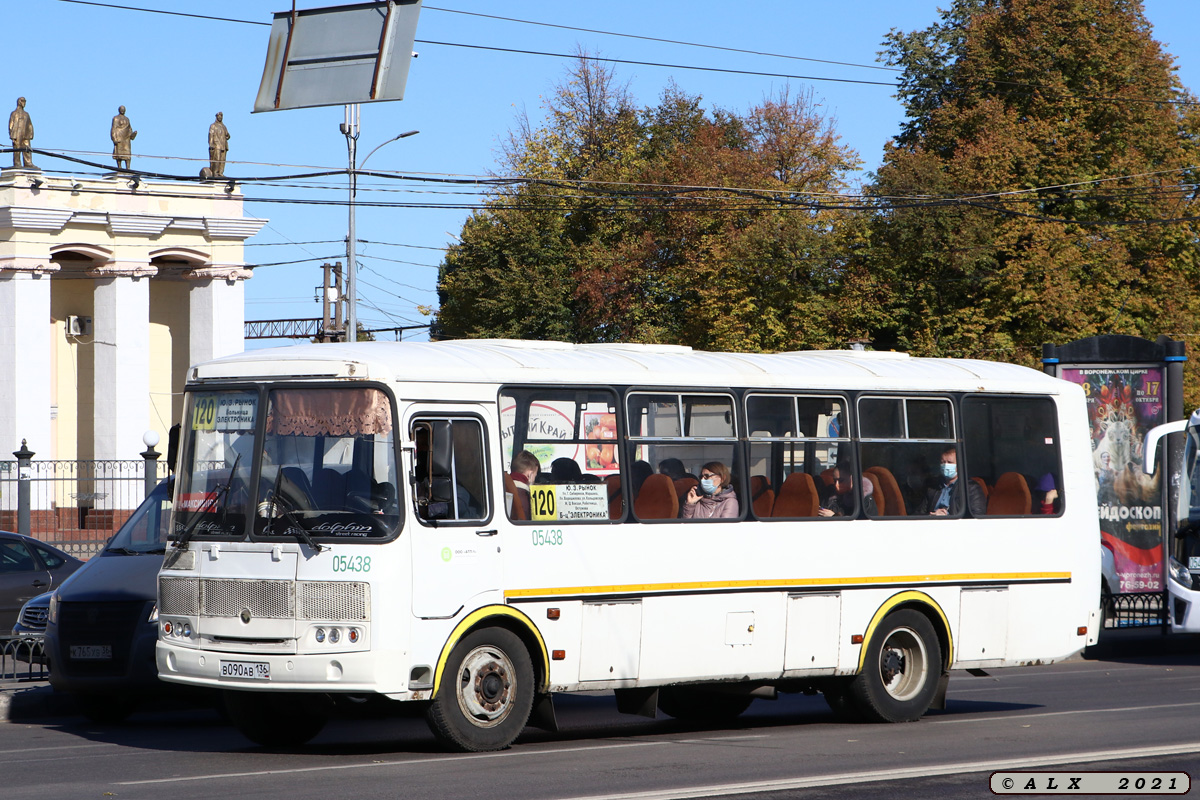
868,0,1200,399
435,57,864,352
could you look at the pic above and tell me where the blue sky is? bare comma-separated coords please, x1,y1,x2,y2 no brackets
8,1,1199,349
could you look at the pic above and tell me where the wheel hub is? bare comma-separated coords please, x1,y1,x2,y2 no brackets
474,662,510,712
880,648,906,684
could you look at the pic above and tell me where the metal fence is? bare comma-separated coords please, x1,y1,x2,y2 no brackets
0,636,49,681
0,456,163,558
1104,591,1165,629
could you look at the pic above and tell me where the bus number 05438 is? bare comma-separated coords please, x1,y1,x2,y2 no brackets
531,529,563,546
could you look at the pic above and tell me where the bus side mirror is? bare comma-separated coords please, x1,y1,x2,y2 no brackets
167,423,181,475
1143,419,1188,475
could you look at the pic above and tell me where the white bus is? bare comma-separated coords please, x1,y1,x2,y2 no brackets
156,340,1100,751
1144,410,1200,632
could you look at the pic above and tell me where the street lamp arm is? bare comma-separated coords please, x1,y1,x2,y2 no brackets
360,130,419,171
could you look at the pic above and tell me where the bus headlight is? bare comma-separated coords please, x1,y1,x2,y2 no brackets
315,627,326,643
1168,557,1193,588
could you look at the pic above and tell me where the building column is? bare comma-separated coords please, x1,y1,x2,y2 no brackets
187,267,249,367
91,267,153,463
0,268,53,459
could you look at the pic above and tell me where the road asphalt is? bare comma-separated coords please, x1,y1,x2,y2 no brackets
2,625,1193,725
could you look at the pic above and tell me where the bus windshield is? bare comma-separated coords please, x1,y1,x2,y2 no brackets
174,386,400,543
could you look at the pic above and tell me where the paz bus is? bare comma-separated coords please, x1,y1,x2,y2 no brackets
1144,409,1200,632
156,339,1100,751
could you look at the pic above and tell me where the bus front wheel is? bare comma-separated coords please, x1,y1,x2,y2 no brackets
849,609,941,723
426,627,535,752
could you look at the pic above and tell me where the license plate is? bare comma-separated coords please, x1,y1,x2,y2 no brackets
220,660,270,680
69,645,112,660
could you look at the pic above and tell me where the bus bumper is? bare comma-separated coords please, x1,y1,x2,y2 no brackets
156,642,404,694
1166,577,1200,633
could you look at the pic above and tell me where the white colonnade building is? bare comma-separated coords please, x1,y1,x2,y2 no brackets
0,168,265,528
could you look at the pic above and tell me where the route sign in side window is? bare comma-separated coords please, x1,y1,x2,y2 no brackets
499,388,621,523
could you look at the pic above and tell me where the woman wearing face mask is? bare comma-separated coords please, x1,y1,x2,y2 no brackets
681,461,739,519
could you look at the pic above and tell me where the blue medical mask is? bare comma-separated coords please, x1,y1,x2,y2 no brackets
940,462,958,480
700,478,717,494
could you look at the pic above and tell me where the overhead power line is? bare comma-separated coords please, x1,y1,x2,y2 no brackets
422,5,900,73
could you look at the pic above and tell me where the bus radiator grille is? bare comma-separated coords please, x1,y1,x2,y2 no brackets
158,577,199,616
298,581,370,621
200,579,295,619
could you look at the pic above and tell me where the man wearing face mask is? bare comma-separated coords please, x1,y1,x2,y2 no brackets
681,461,739,519
919,446,986,516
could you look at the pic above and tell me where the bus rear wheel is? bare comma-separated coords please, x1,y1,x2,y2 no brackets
849,609,941,723
426,627,534,752
224,690,330,748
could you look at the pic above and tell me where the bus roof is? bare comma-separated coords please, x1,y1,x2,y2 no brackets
192,339,1069,395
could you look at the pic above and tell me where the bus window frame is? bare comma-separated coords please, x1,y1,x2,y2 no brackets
625,388,742,523
498,385,624,525
856,393,960,520
176,380,406,546
960,393,1066,519
409,413,494,528
744,391,853,521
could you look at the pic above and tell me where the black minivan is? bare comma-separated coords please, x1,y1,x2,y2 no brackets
44,477,175,722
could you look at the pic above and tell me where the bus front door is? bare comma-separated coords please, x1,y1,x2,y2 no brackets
408,412,502,618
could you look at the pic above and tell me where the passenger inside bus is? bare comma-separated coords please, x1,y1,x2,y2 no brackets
681,461,739,519
917,446,987,516
508,450,540,518
550,457,582,484
818,462,877,517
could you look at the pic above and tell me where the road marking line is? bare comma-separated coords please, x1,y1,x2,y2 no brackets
0,743,113,756
933,700,1200,723
553,743,1200,800
116,740,667,785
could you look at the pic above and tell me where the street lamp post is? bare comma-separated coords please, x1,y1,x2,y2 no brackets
341,103,418,343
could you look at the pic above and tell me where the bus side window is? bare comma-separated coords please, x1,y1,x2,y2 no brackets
412,418,489,523
962,395,1062,517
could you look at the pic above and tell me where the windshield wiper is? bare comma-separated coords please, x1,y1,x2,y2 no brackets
264,468,327,553
173,452,241,550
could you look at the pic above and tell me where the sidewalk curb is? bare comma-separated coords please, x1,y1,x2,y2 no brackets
0,683,78,723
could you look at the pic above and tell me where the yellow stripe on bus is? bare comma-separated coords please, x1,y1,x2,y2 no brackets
504,572,1070,599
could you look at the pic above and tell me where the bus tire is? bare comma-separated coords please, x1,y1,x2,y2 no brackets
849,609,941,723
224,690,329,748
658,686,753,723
426,627,534,752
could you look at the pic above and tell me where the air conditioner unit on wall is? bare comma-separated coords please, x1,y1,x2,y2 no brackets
65,315,92,337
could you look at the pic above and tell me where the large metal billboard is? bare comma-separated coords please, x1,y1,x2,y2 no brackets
254,0,422,112
1044,335,1186,602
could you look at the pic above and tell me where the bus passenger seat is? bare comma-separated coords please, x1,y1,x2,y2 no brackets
971,476,990,499
605,474,623,519
504,473,529,520
987,472,1031,516
750,476,775,517
771,472,820,517
865,466,906,516
277,466,316,511
635,474,679,520
674,477,699,503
